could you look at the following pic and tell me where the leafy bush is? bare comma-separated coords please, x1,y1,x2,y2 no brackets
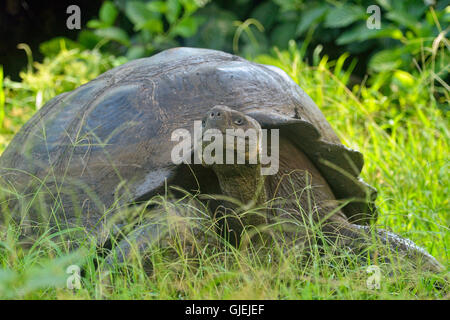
0,41,127,152
80,0,209,60
77,0,449,103
248,0,448,104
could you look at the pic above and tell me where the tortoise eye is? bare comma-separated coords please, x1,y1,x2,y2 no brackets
235,118,243,125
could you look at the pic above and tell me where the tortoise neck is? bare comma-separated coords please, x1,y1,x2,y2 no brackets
215,165,266,203
213,164,267,210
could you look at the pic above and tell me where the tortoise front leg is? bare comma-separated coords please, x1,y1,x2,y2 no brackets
104,222,164,267
103,207,220,269
321,218,444,273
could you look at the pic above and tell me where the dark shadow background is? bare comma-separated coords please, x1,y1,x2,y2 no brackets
0,0,102,80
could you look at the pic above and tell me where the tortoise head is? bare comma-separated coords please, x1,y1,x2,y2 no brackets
200,105,262,168
203,105,261,134
200,106,268,218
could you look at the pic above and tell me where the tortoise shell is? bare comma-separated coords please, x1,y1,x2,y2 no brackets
0,47,377,228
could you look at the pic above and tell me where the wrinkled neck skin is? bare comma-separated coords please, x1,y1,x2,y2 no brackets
211,163,267,226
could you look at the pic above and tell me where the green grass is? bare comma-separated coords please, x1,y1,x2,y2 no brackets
0,43,448,299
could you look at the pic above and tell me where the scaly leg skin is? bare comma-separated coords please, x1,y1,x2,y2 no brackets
323,219,445,273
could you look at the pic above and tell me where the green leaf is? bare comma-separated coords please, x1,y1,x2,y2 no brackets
393,70,415,87
166,0,181,24
270,22,297,49
369,48,404,72
39,37,84,57
296,6,328,36
337,23,404,45
99,1,118,26
385,10,414,26
77,30,102,49
126,46,147,60
147,1,167,14
94,27,130,46
0,66,4,129
444,8,450,23
386,11,419,31
126,1,160,29
337,24,370,44
180,0,199,15
86,19,108,29
171,16,200,37
375,0,392,10
138,19,164,33
324,5,365,28
251,1,279,30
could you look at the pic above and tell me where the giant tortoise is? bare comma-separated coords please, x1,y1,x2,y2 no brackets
0,47,442,271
